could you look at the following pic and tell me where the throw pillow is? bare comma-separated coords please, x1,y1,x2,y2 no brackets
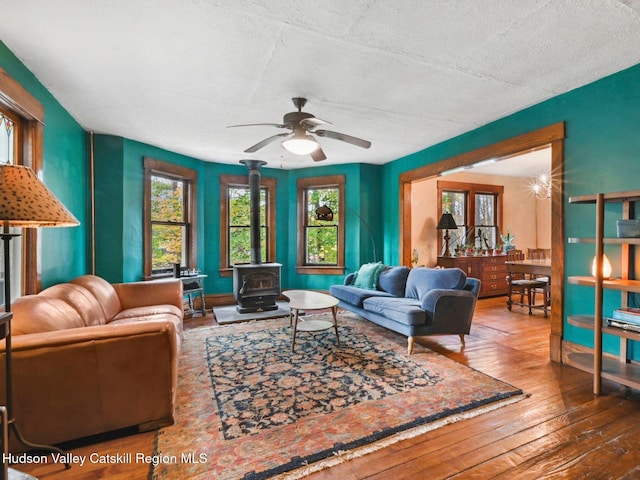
352,262,384,290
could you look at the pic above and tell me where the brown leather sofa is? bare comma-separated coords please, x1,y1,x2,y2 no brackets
1,274,183,450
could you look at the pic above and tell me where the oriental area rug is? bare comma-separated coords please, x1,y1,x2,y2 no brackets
150,314,524,480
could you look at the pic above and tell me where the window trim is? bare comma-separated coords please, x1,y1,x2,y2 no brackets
0,67,45,297
219,174,276,277
143,157,197,278
437,180,504,253
296,175,345,275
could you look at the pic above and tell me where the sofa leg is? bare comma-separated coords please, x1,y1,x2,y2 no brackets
459,333,466,346
407,336,415,355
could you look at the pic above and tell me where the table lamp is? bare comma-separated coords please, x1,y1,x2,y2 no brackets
1,163,78,470
436,213,458,257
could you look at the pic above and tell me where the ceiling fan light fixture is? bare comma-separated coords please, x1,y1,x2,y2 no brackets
281,134,319,155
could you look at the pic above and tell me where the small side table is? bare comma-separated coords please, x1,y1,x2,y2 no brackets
180,274,207,316
283,290,340,352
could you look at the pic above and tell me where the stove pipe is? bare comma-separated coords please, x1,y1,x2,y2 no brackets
239,159,267,265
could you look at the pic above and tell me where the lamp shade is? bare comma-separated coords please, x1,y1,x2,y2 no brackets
0,164,79,227
591,254,612,279
436,213,458,230
282,134,319,155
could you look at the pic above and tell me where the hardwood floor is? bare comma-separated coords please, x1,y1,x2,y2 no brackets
15,297,640,479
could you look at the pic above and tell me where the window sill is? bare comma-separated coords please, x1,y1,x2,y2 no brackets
296,265,345,275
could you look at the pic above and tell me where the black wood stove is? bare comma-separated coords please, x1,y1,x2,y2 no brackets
232,160,281,313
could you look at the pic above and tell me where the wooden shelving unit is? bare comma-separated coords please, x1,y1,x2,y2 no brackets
567,190,640,394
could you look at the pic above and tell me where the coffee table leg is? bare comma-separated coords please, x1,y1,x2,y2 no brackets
291,308,299,352
332,306,340,347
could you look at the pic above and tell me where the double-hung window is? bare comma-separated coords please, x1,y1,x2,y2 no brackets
144,157,197,277
437,180,503,254
297,175,345,274
1,67,45,302
219,174,276,275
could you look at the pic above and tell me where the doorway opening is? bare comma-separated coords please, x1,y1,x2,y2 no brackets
399,123,565,362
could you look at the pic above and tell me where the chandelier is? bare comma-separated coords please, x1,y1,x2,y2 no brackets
532,172,551,199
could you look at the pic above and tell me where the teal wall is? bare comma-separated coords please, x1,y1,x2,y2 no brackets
0,41,88,288
5,35,640,359
381,62,640,358
92,141,382,294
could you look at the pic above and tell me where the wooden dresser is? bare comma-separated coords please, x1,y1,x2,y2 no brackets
437,255,508,298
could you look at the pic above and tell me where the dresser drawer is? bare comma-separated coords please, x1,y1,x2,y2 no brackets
481,264,506,275
480,271,508,296
480,256,506,273
481,280,508,296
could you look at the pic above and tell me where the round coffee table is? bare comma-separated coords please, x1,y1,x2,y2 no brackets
283,290,340,352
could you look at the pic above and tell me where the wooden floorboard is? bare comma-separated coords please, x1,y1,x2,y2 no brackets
14,296,640,479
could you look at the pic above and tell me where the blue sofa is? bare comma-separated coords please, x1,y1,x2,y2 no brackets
330,266,481,354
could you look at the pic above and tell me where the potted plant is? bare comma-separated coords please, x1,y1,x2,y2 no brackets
500,228,516,252
479,229,491,255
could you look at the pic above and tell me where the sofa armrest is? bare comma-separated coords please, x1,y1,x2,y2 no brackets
2,321,178,447
113,279,183,312
420,289,478,334
420,289,475,312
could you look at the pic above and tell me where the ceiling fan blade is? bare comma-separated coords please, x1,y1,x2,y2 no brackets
244,133,290,153
228,123,288,128
314,130,371,149
300,117,331,128
311,147,327,162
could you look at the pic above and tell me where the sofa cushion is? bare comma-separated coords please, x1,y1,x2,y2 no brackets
363,296,427,326
329,285,393,308
11,295,85,335
112,306,184,336
39,283,109,326
71,275,122,321
110,313,183,343
405,267,467,300
352,262,384,290
378,266,411,297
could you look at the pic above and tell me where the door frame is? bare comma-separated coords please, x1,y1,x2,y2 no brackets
399,123,565,362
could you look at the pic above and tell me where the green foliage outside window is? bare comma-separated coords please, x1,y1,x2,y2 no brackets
228,186,267,265
305,188,339,265
151,175,186,271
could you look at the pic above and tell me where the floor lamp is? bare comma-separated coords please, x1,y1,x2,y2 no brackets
0,164,79,476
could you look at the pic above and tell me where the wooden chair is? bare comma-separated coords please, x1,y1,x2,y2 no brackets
506,249,549,317
527,248,550,260
527,248,551,309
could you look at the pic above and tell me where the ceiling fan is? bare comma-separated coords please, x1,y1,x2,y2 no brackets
228,97,371,162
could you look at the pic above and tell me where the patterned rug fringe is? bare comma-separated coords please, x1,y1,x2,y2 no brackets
276,393,529,479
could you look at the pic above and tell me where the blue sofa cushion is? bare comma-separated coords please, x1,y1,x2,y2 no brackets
330,285,393,308
363,296,426,326
405,267,467,300
378,266,411,297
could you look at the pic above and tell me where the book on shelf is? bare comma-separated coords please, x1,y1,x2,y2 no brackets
612,307,640,326
607,319,640,333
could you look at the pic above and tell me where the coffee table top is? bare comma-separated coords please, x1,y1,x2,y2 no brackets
283,290,339,311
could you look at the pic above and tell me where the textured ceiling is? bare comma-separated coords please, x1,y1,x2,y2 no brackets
2,0,640,169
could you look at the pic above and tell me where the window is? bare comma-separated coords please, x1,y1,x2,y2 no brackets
1,67,45,303
219,175,276,275
0,111,22,306
297,175,345,274
438,181,503,254
144,158,197,277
